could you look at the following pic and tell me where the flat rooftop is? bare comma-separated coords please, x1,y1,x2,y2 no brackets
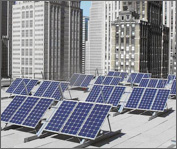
1,80,176,148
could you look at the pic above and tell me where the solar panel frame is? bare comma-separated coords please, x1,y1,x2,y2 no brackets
147,79,159,88
6,78,23,93
20,79,38,95
69,73,80,86
167,74,176,84
60,82,69,92
73,74,87,87
94,76,105,84
127,73,138,83
110,77,121,85
139,78,150,87
107,71,115,76
143,73,151,78
102,76,114,85
80,75,94,87
119,72,128,82
170,80,176,95
156,79,168,88
133,73,145,84
113,72,121,77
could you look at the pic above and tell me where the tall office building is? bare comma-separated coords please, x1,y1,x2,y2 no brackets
163,1,176,75
12,1,82,80
82,16,89,74
1,1,14,78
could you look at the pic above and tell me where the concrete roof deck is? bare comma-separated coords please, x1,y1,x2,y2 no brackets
1,81,176,148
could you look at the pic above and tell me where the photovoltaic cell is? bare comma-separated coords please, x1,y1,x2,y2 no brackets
107,71,115,76
78,104,112,140
61,102,94,136
22,98,53,128
34,81,51,97
13,79,30,94
127,73,137,83
20,79,38,95
110,77,121,85
45,100,77,132
86,85,103,102
151,89,170,111
42,82,60,98
107,86,126,107
94,76,105,84
80,75,94,87
119,72,128,81
156,79,167,88
143,74,151,78
134,73,144,84
6,78,22,93
170,80,176,95
9,97,40,125
125,88,144,109
60,82,69,92
102,77,114,85
139,79,150,87
69,74,80,86
147,79,158,88
167,75,176,84
1,96,26,122
73,75,87,86
138,88,157,110
113,72,121,77
96,86,114,103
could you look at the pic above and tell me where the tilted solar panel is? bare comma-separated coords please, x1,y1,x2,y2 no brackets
147,79,159,88
42,82,60,98
73,75,87,87
60,82,69,92
110,77,121,85
13,79,30,94
34,81,51,97
107,71,115,76
6,78,23,93
170,80,176,95
20,79,38,95
94,76,105,84
102,77,114,85
78,104,112,140
139,79,150,87
80,75,94,87
143,73,151,78
119,72,128,81
127,73,137,83
151,89,170,111
45,100,77,132
156,79,167,88
113,72,121,77
69,73,80,86
134,73,144,84
1,96,26,122
167,74,176,84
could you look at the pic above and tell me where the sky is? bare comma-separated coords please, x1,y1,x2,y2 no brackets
80,1,91,17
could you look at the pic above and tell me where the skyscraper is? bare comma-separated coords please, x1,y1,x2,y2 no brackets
12,1,82,80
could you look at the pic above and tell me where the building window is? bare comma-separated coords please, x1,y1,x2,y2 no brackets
22,12,25,18
30,11,33,18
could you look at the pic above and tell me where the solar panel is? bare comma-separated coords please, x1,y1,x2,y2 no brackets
138,88,157,110
107,71,115,76
78,104,112,140
60,82,69,92
110,77,121,85
113,72,121,77
94,76,105,84
119,72,128,81
125,88,144,109
61,102,94,136
80,75,94,87
73,75,87,86
139,79,150,87
151,89,170,111
45,100,77,132
69,73,80,86
86,85,103,102
1,96,26,122
107,86,126,107
42,82,60,98
170,80,176,95
9,97,40,125
34,81,51,97
6,78,23,93
20,79,38,95
156,79,167,88
102,77,114,85
127,73,137,83
147,79,159,88
143,73,151,78
96,86,114,103
22,98,53,128
167,75,176,83
13,79,30,94
134,73,144,84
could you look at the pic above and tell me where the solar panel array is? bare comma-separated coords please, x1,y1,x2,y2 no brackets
95,76,121,85
170,80,176,95
107,71,128,82
127,73,151,84
6,78,38,95
1,96,53,128
86,85,126,107
139,79,150,87
125,87,170,112
167,74,176,84
69,73,94,87
44,100,112,140
34,81,69,101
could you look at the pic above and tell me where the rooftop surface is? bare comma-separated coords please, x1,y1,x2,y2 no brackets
1,79,176,148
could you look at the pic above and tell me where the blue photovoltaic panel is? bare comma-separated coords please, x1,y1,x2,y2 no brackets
138,88,157,110
113,72,121,77
96,86,114,103
125,88,144,109
60,82,69,92
167,75,176,84
134,73,144,84
170,80,176,95
139,79,150,87
42,82,60,98
107,86,126,107
1,96,26,122
20,79,38,95
156,79,167,88
78,104,112,140
127,73,137,83
102,77,114,85
13,79,30,94
143,73,151,78
86,85,103,102
45,100,77,132
147,79,159,88
73,75,87,86
6,78,23,93
22,98,53,128
9,97,40,125
151,89,170,111
34,81,51,97
69,73,80,86
61,102,94,136
110,77,121,85
119,72,128,81
107,71,115,76
94,76,105,84
80,75,94,87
